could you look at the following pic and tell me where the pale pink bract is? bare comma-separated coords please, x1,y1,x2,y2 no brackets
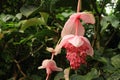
61,12,95,38
58,35,93,69
38,59,63,80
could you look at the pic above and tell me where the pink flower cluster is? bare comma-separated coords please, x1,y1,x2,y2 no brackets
55,12,95,69
38,12,95,80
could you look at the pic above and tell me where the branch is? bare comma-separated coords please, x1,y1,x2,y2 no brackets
90,0,100,15
100,1,107,14
14,59,27,77
105,31,116,46
18,45,44,63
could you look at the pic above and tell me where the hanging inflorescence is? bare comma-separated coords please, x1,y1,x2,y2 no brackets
38,0,95,80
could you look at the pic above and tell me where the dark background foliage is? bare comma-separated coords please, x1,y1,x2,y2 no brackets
0,0,120,80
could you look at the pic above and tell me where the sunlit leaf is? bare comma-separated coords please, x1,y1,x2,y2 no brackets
39,12,49,24
20,5,40,17
0,14,14,22
101,15,119,33
109,15,119,28
100,17,110,33
19,18,41,32
111,54,120,69
16,13,22,20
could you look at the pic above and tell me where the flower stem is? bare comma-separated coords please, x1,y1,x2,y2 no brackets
51,54,54,60
75,20,79,35
77,0,81,12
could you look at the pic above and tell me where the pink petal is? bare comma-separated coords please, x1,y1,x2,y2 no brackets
61,13,85,38
81,36,94,56
46,47,54,52
46,60,63,72
59,35,74,47
38,66,44,69
54,44,61,55
68,36,84,47
80,12,95,24
53,67,63,71
54,35,74,55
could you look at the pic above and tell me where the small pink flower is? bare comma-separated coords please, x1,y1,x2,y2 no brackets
38,59,63,80
58,35,93,69
61,12,95,38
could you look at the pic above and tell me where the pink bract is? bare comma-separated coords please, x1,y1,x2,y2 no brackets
38,59,63,80
58,35,93,69
61,12,95,38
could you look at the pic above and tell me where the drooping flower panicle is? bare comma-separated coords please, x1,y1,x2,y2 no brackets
38,0,95,79
55,12,95,69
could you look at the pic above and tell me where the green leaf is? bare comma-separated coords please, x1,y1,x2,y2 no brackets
54,72,64,80
39,12,49,24
97,57,109,64
111,54,120,69
35,29,56,39
100,17,110,33
100,15,120,33
70,68,99,80
107,70,120,80
19,18,41,32
84,68,99,80
20,5,40,17
14,35,34,45
118,42,120,49
109,15,119,28
70,74,84,80
0,14,14,22
16,13,22,20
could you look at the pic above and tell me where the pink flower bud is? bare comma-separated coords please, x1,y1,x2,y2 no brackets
38,59,63,80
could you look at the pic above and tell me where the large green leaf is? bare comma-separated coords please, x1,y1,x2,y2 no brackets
100,15,120,33
15,13,22,20
109,15,119,28
39,12,49,24
20,5,40,17
100,17,110,33
111,54,120,69
19,18,42,32
0,14,14,22
107,70,120,80
70,68,99,80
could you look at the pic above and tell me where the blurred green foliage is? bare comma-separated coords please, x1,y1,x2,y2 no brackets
0,0,120,80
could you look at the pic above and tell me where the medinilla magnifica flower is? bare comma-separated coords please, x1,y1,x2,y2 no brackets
58,35,93,69
54,12,95,69
38,59,63,80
